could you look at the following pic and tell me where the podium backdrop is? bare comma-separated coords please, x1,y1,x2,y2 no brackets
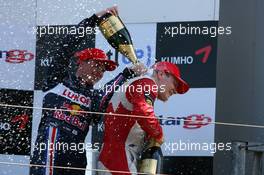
0,1,219,175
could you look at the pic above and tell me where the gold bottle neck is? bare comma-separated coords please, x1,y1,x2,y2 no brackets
99,15,124,39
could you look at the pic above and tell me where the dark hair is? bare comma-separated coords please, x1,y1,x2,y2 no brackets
68,56,79,73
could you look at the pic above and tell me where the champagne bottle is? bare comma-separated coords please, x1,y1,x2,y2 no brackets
98,13,138,64
139,138,162,174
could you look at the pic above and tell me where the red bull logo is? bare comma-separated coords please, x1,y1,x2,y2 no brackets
52,103,88,131
53,103,88,131
63,103,83,116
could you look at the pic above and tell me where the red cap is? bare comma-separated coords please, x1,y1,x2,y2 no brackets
74,48,117,71
153,61,189,94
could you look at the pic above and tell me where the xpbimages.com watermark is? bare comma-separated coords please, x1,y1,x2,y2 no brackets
34,25,100,37
163,140,232,154
164,25,232,38
98,83,166,96
32,140,231,154
33,141,100,153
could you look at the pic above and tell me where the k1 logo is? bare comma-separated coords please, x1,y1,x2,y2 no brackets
0,50,34,63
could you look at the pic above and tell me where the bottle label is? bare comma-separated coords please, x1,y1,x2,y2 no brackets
139,159,157,174
147,138,161,148
99,15,124,38
119,44,138,64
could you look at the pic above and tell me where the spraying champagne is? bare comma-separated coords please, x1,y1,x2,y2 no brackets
98,13,138,64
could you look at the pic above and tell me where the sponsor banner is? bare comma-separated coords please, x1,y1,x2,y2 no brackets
0,89,33,155
155,88,216,156
0,25,36,90
156,21,218,88
155,21,217,157
34,25,95,90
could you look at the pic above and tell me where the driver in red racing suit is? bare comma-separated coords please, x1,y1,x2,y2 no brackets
98,61,190,175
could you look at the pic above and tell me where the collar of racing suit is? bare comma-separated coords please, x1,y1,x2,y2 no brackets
64,73,94,94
